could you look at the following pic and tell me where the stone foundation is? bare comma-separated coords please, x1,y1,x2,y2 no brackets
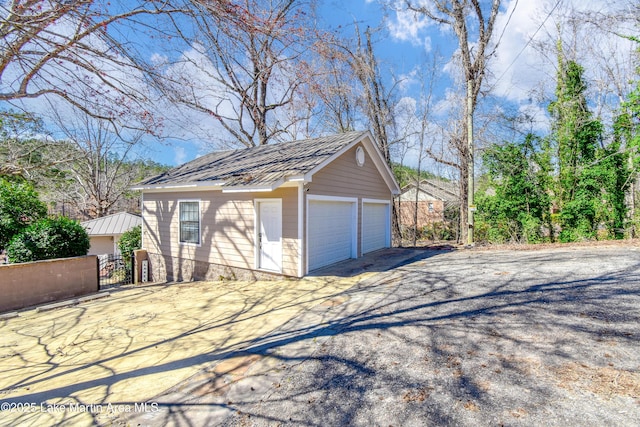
147,251,288,282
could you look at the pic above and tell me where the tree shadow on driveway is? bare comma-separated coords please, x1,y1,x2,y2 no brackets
1,247,639,426
212,248,640,427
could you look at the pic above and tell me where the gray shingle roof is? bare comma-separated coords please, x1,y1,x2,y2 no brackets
81,212,141,236
400,179,460,202
140,131,370,189
420,179,459,200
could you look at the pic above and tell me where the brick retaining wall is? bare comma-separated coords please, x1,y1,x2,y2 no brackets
0,256,98,312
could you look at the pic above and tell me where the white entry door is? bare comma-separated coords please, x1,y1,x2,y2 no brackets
258,200,282,272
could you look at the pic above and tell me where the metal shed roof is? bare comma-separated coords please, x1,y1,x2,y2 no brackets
81,212,142,236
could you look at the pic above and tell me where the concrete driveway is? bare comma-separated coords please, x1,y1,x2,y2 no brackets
0,248,426,426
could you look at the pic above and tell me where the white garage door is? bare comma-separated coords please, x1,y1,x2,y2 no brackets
308,200,355,271
362,202,389,254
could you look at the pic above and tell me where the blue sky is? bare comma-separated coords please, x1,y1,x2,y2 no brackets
150,0,462,167
154,0,636,169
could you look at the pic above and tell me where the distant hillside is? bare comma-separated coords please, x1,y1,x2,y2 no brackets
392,163,448,188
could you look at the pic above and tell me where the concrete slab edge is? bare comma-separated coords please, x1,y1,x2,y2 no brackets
0,312,19,320
35,291,111,313
36,299,79,312
78,292,111,303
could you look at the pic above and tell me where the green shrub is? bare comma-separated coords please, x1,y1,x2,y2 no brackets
118,225,141,255
421,222,454,241
519,214,543,244
118,225,141,266
0,179,47,250
7,217,90,263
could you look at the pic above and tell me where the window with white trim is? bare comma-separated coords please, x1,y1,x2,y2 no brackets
179,201,200,244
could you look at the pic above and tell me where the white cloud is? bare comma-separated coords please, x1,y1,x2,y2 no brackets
150,53,169,67
422,36,432,53
488,0,556,103
433,88,463,118
173,146,186,165
396,69,420,93
489,0,636,108
518,103,551,134
387,3,433,48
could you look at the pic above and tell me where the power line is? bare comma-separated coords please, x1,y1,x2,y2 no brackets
487,0,563,94
494,0,520,51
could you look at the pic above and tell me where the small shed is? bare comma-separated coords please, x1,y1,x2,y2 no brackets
81,212,142,256
133,131,400,281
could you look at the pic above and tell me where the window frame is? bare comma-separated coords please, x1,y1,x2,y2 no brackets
178,200,201,246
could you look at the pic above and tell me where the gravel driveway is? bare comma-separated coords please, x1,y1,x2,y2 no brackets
205,246,640,426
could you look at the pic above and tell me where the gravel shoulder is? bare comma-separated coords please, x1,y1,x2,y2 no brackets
211,245,640,426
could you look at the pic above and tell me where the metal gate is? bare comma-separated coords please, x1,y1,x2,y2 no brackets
99,253,133,289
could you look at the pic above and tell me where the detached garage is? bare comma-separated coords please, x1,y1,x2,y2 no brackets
362,200,391,254
134,130,400,281
307,197,357,271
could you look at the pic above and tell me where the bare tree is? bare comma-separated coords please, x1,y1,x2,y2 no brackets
342,25,407,240
311,24,414,241
0,111,70,178
310,40,360,134
0,0,180,127
411,57,439,246
352,27,396,162
404,0,501,244
49,103,146,218
158,0,319,148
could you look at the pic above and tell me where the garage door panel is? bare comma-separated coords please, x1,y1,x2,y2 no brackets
308,200,354,271
362,203,388,254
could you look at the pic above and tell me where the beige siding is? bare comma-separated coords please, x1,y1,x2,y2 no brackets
309,142,391,200
308,141,392,257
88,236,115,255
143,187,299,278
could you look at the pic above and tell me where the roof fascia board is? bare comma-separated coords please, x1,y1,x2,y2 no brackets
362,137,401,195
131,181,225,192
221,178,285,193
304,133,366,179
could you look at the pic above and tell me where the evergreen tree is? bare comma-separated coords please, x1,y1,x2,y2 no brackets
476,135,551,243
614,45,640,237
548,54,625,241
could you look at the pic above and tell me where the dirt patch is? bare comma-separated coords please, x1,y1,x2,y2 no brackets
552,362,640,399
494,354,543,377
191,354,262,397
509,407,529,418
402,387,432,402
468,238,640,251
406,238,640,252
462,400,480,411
